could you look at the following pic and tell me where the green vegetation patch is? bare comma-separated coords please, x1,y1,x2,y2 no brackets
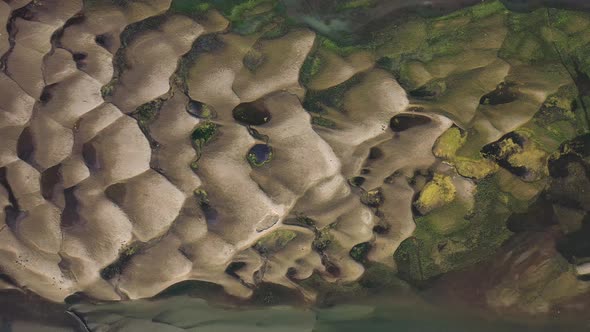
299,52,323,87
135,98,164,126
313,225,336,252
317,36,371,57
360,188,384,207
336,0,377,12
395,174,514,284
170,0,212,16
299,262,409,305
433,127,466,159
434,127,498,179
100,79,117,98
414,174,456,214
254,230,297,255
191,121,218,147
350,242,371,262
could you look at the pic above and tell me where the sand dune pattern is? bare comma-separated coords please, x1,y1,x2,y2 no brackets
0,0,574,303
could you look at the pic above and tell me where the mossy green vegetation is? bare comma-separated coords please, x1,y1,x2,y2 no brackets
433,127,466,159
193,188,210,206
414,174,456,214
100,243,142,280
190,121,219,169
317,36,370,57
100,79,117,98
299,52,323,87
395,174,516,284
336,0,377,12
498,9,560,64
350,242,371,262
170,0,212,16
360,188,384,207
135,99,164,127
433,127,498,179
191,121,218,147
313,225,336,252
254,230,297,255
299,262,409,305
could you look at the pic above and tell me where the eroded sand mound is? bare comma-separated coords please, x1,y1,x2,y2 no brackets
0,0,585,305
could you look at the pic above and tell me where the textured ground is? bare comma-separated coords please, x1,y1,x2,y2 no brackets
0,0,589,313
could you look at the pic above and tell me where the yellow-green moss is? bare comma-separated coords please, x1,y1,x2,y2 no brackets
415,174,456,214
395,175,514,283
313,226,336,252
433,127,466,159
454,157,499,179
434,128,498,179
507,141,548,177
254,230,297,255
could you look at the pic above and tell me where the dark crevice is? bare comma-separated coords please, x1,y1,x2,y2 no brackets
225,262,246,279
40,164,61,200
82,142,100,171
16,127,34,162
61,187,83,228
0,166,21,213
0,166,25,231
0,4,35,72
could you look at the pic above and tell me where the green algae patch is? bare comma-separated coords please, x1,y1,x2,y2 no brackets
336,0,377,12
135,99,164,127
170,0,211,16
191,121,218,147
254,230,297,255
360,188,384,208
498,9,561,64
350,242,371,263
300,52,323,87
190,121,219,169
414,174,456,214
433,127,466,159
395,175,514,284
313,226,336,252
434,127,498,179
100,79,117,98
318,36,370,57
